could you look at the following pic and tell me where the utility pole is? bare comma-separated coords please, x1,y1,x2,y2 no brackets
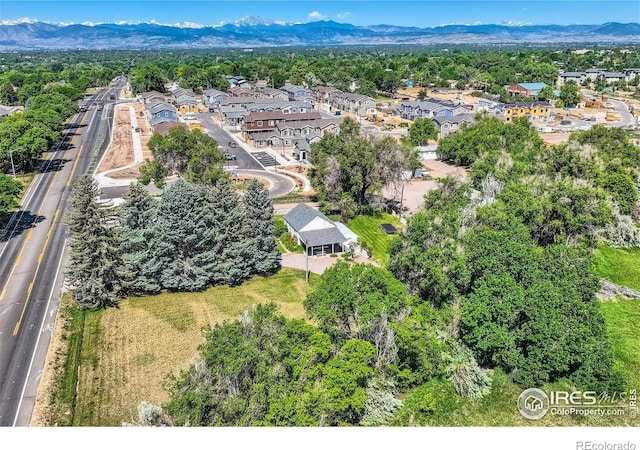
9,147,16,178
305,247,309,283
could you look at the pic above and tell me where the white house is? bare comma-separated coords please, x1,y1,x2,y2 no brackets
284,203,356,256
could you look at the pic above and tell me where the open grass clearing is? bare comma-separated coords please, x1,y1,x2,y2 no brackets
593,244,640,290
71,268,317,426
348,212,402,265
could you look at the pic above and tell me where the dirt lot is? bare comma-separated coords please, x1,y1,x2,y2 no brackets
97,106,135,172
383,159,468,214
97,103,153,177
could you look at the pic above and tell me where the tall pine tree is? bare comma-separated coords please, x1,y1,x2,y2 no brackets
65,175,123,309
119,183,161,295
150,179,215,291
242,179,280,275
202,178,250,285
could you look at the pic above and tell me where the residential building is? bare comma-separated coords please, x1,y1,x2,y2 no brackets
153,121,189,135
623,68,640,81
293,133,321,162
147,101,178,128
284,203,357,256
433,114,475,138
280,84,313,103
258,87,289,101
585,68,606,81
599,72,626,84
557,72,586,87
332,92,377,119
502,101,552,122
140,90,169,106
172,87,199,105
397,99,467,120
506,82,549,98
229,86,254,98
202,88,229,111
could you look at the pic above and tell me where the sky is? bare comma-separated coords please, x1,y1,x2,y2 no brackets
1,0,639,28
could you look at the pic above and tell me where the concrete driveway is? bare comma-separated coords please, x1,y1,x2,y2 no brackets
281,253,379,275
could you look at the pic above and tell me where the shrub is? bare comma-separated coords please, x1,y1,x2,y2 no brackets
359,379,402,426
443,342,492,399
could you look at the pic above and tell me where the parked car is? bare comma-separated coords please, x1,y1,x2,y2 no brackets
225,153,237,161
228,141,237,148
560,119,572,125
184,115,196,120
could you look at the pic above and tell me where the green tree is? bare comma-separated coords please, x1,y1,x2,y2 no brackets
202,178,252,285
119,183,160,295
0,173,22,217
150,179,215,291
304,261,411,343
65,175,123,309
309,117,410,215
559,80,581,107
408,118,438,145
141,127,224,186
242,179,280,275
537,85,556,101
129,64,166,95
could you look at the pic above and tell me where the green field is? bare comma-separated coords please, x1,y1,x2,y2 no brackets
53,268,317,426
593,244,640,290
348,213,402,264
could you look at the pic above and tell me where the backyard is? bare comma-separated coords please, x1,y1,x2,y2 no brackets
348,212,402,265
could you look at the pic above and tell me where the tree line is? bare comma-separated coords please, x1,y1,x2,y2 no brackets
65,175,280,309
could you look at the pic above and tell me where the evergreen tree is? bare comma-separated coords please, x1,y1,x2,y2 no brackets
202,179,250,285
242,179,280,275
65,174,122,309
119,183,161,295
151,179,215,291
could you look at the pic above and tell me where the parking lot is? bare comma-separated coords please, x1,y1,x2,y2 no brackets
253,151,278,167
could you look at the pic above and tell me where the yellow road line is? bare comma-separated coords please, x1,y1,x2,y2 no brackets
13,209,60,336
12,109,94,334
0,110,88,303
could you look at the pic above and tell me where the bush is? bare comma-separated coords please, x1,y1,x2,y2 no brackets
601,204,640,248
443,342,492,399
469,91,483,97
273,216,289,237
279,232,303,253
359,379,402,426
389,379,461,426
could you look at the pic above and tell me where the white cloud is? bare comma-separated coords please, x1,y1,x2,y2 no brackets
336,12,352,21
307,11,327,22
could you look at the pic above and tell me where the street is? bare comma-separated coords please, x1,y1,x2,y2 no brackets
0,78,125,426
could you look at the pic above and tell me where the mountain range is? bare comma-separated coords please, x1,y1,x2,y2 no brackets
1,18,639,50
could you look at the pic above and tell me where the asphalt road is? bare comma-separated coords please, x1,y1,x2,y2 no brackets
232,169,296,199
195,113,264,171
0,77,125,426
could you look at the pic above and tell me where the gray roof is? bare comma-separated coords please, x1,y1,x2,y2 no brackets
285,203,331,232
560,72,585,77
433,114,476,126
299,228,347,247
148,102,176,114
602,72,625,78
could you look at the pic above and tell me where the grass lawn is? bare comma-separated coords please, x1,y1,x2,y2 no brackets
593,244,640,290
71,268,318,426
348,213,402,265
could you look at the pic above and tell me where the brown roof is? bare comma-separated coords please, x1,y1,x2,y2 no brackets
243,110,321,123
153,121,189,135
